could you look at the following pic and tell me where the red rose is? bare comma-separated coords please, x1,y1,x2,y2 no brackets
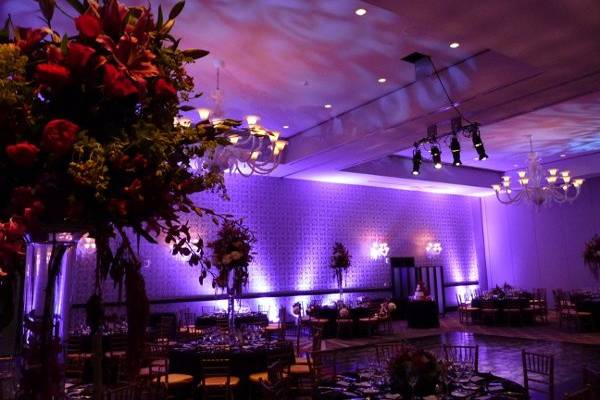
103,64,138,97
154,78,177,99
46,46,64,63
75,14,102,39
65,43,95,72
132,154,148,169
16,28,47,53
42,119,80,155
108,199,128,216
5,142,40,167
36,63,70,86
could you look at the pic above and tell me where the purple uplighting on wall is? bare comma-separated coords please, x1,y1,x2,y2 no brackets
70,175,485,323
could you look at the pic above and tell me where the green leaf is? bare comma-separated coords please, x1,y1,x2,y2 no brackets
156,5,163,29
37,0,56,24
60,33,68,55
160,19,175,34
64,0,86,14
182,48,209,60
168,1,185,20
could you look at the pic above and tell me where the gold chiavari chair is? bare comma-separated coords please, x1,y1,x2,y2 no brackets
582,366,600,398
309,350,337,396
198,358,239,400
0,355,16,400
103,382,138,400
443,344,479,372
376,341,406,365
522,350,554,400
563,385,593,400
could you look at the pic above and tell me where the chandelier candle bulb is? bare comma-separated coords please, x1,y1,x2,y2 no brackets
246,115,259,126
491,136,584,207
250,151,261,161
198,108,211,121
228,134,240,144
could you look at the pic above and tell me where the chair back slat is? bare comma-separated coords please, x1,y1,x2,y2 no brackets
443,344,479,372
103,383,138,400
522,350,554,399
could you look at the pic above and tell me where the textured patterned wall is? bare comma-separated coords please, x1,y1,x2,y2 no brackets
71,175,483,322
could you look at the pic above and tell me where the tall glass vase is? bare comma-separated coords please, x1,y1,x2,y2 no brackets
227,291,236,331
20,231,81,400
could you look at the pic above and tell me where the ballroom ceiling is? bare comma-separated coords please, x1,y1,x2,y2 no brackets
3,0,600,195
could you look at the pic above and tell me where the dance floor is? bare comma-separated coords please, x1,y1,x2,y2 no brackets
295,312,600,398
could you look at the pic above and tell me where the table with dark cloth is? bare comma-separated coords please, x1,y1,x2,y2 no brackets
471,296,534,325
405,300,439,328
576,298,600,329
195,312,269,329
148,312,178,338
169,340,294,394
309,306,374,338
68,333,128,353
317,370,528,399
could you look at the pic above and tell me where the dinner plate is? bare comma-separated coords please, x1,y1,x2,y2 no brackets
451,390,472,398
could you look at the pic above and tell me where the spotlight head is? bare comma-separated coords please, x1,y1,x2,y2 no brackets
430,145,442,169
450,135,462,166
477,144,488,160
470,124,483,147
412,148,422,175
469,124,488,160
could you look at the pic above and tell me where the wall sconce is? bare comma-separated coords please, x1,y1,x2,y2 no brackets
370,241,390,261
425,241,442,259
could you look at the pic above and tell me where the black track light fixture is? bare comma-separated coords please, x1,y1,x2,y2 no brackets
450,134,462,166
430,145,442,169
412,147,422,175
470,124,488,160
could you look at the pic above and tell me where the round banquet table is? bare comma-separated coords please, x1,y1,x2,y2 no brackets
169,339,294,393
317,371,529,399
195,312,269,329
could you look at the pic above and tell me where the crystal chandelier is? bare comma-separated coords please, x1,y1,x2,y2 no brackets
491,136,584,207
198,61,287,176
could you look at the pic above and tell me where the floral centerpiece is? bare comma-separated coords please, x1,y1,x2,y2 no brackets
208,219,255,327
0,0,240,396
584,234,600,278
388,347,443,398
331,242,351,298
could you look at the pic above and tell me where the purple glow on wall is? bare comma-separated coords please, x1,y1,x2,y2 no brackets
69,175,484,324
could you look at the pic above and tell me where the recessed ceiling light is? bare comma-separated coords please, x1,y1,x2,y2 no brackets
378,78,387,83
560,153,566,158
324,104,332,109
355,8,367,16
449,42,460,49
283,125,289,129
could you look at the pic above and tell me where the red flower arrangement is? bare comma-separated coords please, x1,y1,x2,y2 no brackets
0,0,240,389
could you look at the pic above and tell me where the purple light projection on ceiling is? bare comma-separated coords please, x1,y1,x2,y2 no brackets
1,0,465,137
